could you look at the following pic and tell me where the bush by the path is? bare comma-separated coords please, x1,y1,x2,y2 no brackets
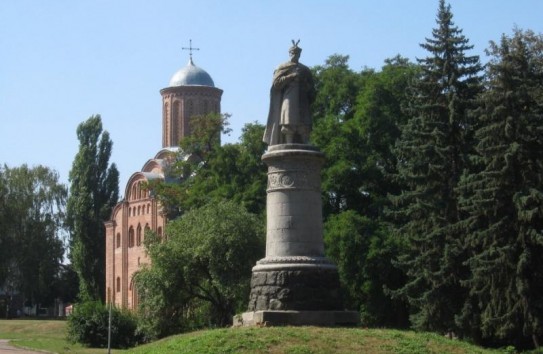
67,301,141,349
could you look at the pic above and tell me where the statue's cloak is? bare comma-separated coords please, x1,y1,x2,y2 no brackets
263,62,314,145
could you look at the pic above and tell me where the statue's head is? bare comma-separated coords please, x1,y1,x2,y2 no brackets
289,39,302,61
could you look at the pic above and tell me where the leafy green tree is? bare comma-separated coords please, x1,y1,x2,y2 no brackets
0,169,10,288
355,55,418,217
312,54,361,122
312,55,416,219
150,115,267,216
389,0,482,333
179,121,267,215
312,55,416,328
134,201,264,339
0,164,67,309
67,115,119,302
456,29,543,349
312,55,416,327
311,55,365,216
148,113,230,216
324,211,408,327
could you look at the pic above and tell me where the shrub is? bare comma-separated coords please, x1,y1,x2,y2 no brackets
67,301,141,348
134,201,265,339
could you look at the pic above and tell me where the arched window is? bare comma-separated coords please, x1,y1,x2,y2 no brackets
132,185,137,201
173,100,181,139
163,102,169,146
147,203,150,214
137,206,141,215
136,224,142,246
116,233,121,248
128,227,134,248
116,277,121,293
137,182,142,199
186,100,194,131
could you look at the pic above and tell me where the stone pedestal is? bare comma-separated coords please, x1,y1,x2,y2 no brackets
235,144,359,327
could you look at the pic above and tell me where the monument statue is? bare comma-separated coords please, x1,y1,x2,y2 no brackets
263,40,316,145
235,42,359,327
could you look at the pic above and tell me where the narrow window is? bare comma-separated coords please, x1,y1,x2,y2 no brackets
129,227,135,248
136,224,142,246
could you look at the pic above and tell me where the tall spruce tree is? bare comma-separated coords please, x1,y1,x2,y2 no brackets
390,0,482,333
67,115,119,302
456,29,543,349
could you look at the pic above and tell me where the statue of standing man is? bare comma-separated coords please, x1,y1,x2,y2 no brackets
263,40,316,145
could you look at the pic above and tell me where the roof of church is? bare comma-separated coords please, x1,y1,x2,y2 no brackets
168,58,215,87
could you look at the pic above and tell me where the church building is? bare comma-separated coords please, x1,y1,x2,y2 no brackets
104,51,223,309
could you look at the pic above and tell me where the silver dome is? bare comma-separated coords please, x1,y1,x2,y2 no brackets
168,58,215,87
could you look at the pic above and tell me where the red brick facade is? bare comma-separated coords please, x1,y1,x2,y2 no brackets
104,58,222,309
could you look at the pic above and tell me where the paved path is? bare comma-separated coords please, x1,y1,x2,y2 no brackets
0,340,44,354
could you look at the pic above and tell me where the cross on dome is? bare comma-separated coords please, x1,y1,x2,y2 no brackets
182,39,200,62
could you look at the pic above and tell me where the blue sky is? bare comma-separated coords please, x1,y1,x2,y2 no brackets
1,1,542,194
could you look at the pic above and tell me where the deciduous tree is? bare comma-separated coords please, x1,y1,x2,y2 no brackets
150,115,267,216
67,115,119,302
0,164,66,311
134,201,264,339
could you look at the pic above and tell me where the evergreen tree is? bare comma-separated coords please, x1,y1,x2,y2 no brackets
67,115,119,302
390,0,482,333
457,29,543,349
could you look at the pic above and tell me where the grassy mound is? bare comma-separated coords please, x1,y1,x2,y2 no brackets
131,326,499,354
0,320,506,353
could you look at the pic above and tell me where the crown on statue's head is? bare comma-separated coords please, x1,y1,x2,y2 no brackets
289,39,302,54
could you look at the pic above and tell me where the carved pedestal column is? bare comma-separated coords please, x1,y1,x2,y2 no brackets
235,144,359,326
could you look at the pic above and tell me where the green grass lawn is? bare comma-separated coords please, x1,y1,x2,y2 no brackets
0,319,120,353
130,327,502,354
0,319,511,354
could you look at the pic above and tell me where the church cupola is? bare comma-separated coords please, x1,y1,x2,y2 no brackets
160,41,223,148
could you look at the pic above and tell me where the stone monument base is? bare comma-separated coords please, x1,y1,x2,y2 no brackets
248,262,342,311
233,310,360,327
234,143,360,327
